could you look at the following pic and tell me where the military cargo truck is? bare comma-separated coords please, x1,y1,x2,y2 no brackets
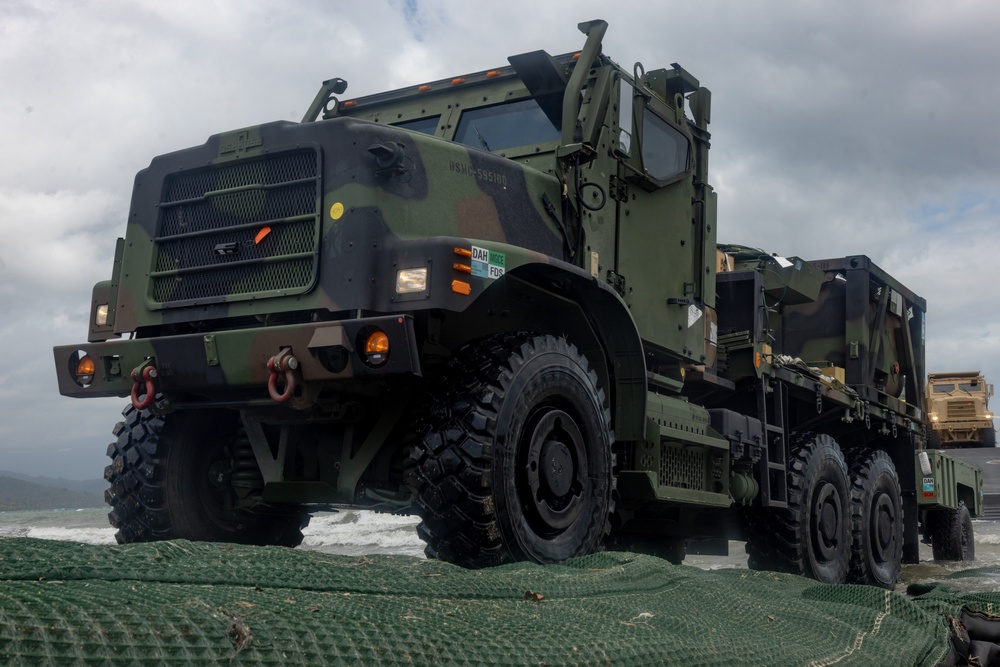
54,20,981,587
926,372,996,447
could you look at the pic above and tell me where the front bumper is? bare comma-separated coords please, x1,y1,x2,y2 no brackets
54,314,420,403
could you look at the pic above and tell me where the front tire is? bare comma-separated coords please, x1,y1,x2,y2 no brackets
848,451,903,588
412,334,614,567
104,404,308,546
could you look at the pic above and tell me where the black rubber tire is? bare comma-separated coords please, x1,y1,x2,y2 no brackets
412,333,614,567
979,428,996,448
927,430,942,449
745,433,852,584
104,404,309,546
930,501,975,561
848,450,903,588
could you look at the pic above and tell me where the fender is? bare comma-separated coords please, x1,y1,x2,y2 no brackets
453,258,647,442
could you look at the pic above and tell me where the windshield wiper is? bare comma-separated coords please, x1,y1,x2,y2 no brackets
472,124,492,152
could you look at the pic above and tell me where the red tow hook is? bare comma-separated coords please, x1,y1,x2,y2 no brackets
130,364,158,411
267,349,300,403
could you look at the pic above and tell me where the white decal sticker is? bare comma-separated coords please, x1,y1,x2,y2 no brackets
471,245,506,280
687,304,703,328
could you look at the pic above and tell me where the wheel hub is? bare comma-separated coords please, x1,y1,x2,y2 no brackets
523,409,588,534
871,492,896,561
207,460,229,488
540,438,573,497
813,482,843,561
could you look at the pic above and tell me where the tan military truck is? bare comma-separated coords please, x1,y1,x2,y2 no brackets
927,372,996,447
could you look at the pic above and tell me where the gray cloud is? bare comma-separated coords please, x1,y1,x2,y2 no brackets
2,0,998,478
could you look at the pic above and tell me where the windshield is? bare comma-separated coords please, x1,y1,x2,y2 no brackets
933,382,983,393
394,116,440,135
454,98,560,153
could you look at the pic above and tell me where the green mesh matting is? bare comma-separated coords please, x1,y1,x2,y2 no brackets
0,537,991,665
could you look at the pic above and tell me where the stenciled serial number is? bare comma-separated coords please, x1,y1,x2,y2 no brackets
219,130,262,155
449,160,508,185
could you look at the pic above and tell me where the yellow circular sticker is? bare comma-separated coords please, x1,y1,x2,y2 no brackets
330,202,345,220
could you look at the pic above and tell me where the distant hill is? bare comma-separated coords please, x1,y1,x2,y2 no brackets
0,470,105,496
0,476,105,511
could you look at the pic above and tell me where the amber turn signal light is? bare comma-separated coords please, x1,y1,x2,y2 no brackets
77,355,95,378
362,330,390,367
365,331,390,355
71,350,95,387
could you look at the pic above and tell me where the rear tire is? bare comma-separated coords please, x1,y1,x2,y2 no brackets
930,502,975,561
745,433,851,584
848,451,903,588
412,333,614,567
104,404,309,546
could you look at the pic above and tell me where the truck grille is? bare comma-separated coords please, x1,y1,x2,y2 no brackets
946,400,977,420
150,148,321,308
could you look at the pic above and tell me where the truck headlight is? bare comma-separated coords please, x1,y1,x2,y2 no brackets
95,304,109,326
396,267,428,294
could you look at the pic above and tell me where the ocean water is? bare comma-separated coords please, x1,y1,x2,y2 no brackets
2,507,1000,592
0,508,427,558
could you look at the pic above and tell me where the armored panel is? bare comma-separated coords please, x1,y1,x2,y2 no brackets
779,255,927,412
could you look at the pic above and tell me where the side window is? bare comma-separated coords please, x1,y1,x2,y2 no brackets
641,108,690,183
618,78,633,155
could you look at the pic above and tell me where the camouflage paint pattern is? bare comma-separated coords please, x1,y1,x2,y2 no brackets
54,20,980,552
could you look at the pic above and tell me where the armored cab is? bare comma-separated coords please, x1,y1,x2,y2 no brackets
926,372,996,447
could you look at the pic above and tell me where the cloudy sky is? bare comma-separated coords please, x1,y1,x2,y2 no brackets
2,0,999,480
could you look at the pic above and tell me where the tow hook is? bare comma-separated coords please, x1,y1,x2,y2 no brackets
267,349,300,403
130,361,158,411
